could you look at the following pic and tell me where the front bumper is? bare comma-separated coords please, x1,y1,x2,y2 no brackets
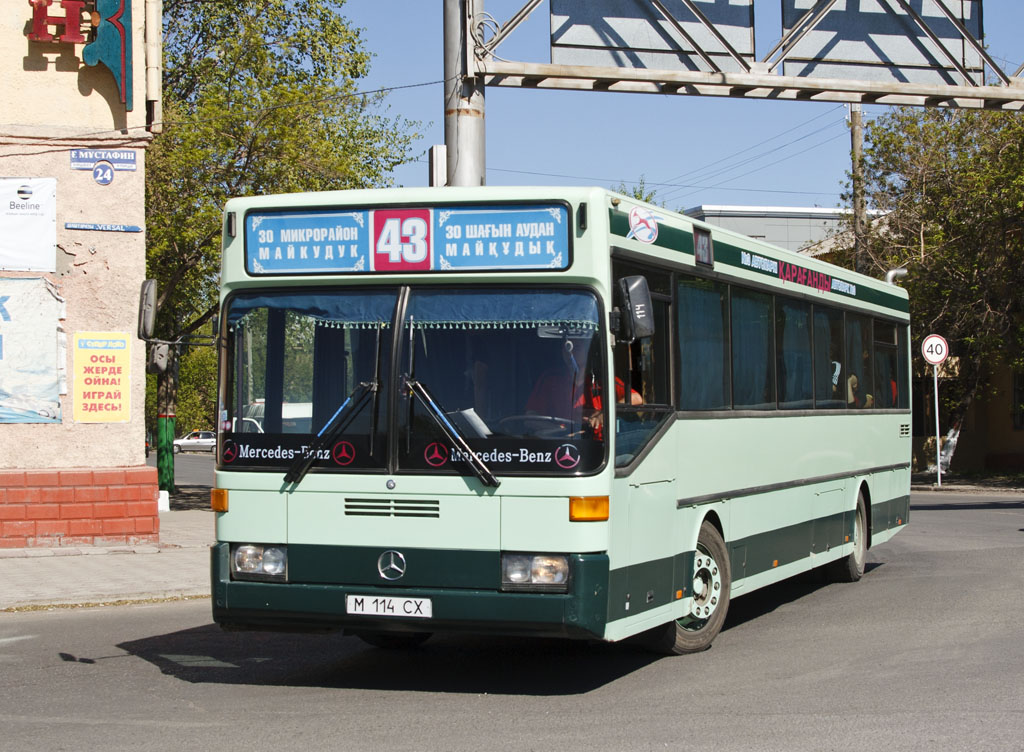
211,543,610,640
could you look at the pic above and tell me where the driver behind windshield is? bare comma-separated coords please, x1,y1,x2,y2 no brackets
525,337,639,439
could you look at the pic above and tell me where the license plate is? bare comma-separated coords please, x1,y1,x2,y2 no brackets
346,594,432,619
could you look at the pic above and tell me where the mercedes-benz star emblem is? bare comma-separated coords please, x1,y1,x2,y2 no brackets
554,443,581,469
377,550,407,581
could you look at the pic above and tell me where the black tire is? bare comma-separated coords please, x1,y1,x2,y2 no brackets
826,491,867,583
354,631,432,650
640,520,731,655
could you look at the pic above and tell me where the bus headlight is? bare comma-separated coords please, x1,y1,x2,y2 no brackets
501,553,569,592
231,544,288,581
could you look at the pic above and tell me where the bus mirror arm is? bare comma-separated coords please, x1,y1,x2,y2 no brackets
608,310,623,340
405,378,500,489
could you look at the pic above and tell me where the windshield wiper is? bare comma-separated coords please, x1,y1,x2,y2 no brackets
284,321,384,487
283,380,376,486
404,377,500,488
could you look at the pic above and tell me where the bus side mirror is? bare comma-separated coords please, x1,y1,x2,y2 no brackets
616,275,655,343
147,343,169,374
138,279,157,340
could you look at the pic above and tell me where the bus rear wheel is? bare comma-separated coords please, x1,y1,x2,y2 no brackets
826,491,867,583
641,521,731,655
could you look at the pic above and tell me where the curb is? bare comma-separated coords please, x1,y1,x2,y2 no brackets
2,591,211,612
0,542,209,560
910,484,1024,494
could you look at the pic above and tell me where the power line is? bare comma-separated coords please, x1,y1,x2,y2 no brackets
656,109,850,204
480,163,843,199
669,129,851,204
658,118,850,204
658,104,847,188
10,78,452,142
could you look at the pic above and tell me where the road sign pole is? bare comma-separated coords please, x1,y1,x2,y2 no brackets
933,365,941,487
921,333,949,488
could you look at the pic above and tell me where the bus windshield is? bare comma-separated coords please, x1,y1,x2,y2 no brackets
221,287,606,477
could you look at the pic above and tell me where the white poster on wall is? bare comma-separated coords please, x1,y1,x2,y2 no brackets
0,278,65,423
0,178,57,272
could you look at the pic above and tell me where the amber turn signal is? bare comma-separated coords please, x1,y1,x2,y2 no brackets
569,496,609,521
211,488,229,512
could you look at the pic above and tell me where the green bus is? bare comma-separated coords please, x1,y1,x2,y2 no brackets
211,186,910,654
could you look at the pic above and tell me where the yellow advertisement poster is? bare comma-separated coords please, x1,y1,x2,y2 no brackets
74,331,130,422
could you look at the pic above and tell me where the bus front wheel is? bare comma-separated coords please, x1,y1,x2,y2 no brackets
641,521,731,655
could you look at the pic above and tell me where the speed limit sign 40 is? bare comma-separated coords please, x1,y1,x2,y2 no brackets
921,334,949,365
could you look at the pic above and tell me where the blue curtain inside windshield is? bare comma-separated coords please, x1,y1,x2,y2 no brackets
227,292,395,328
406,290,599,330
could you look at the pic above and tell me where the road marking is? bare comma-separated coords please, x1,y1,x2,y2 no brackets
158,654,238,668
0,635,37,646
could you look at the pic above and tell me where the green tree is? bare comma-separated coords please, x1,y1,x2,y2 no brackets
836,108,1024,448
146,0,418,488
175,346,218,434
612,175,661,205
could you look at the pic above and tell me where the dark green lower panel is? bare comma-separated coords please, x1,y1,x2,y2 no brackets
607,552,693,623
871,494,910,536
212,544,610,640
604,494,910,625
729,513,846,581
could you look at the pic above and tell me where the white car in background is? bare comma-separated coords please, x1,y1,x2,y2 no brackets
173,430,216,453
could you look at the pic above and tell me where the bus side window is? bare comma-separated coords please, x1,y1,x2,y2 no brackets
813,306,844,409
677,276,730,410
612,270,672,466
873,321,899,409
846,313,873,409
613,276,671,406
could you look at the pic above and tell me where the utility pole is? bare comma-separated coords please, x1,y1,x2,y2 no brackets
443,0,486,187
850,103,867,274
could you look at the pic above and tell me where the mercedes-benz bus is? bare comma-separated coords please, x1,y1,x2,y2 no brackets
208,186,910,654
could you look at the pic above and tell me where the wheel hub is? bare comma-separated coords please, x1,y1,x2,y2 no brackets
688,550,722,621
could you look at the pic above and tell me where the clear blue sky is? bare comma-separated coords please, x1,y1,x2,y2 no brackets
345,2,1024,212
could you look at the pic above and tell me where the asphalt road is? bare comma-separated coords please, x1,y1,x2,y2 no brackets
147,451,214,487
1,491,1021,752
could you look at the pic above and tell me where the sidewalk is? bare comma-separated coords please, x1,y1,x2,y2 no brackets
0,487,214,611
2,478,1022,611
910,472,1024,494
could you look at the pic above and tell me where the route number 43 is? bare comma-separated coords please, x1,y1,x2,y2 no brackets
374,211,431,270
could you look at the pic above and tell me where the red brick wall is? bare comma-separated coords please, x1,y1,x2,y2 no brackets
0,467,159,548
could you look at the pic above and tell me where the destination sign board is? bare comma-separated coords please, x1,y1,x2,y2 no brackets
244,204,570,275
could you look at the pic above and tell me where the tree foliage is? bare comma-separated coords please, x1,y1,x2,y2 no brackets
145,0,418,431
175,346,219,432
612,175,661,205
835,108,1024,428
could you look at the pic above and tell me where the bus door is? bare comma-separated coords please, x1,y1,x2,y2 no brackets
609,264,679,619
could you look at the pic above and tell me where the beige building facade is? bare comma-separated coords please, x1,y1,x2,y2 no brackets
1,1,160,546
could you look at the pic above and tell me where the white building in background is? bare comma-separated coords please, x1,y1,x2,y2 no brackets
684,205,854,256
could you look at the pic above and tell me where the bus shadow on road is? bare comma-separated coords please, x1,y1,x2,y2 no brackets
722,563,883,632
117,624,662,695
